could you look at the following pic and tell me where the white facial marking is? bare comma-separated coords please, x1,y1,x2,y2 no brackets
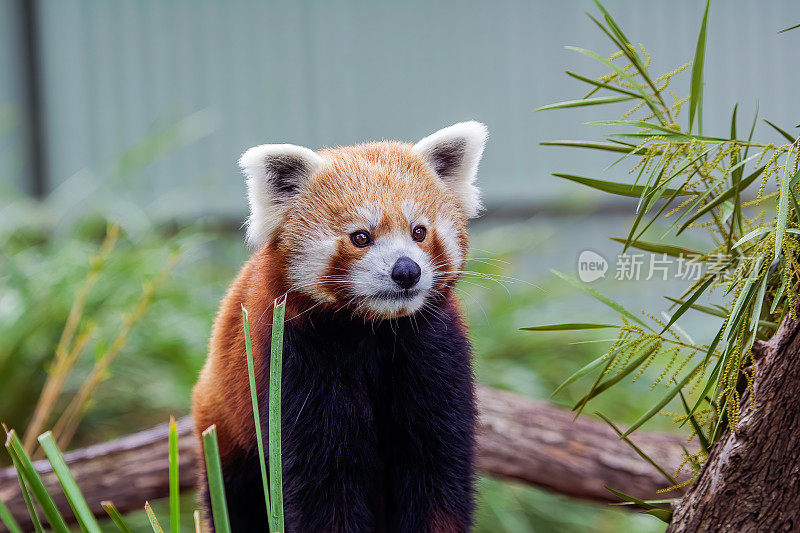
434,214,463,269
401,199,429,228
349,230,434,318
287,228,338,303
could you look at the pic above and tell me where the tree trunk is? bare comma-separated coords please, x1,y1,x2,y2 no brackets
667,312,800,532
0,386,693,532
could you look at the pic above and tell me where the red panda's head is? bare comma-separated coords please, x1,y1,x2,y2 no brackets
239,122,487,320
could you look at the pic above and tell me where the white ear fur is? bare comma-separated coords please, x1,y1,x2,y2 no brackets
412,121,488,219
238,143,324,247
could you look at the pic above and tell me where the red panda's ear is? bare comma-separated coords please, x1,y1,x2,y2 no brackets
412,121,488,219
238,144,324,247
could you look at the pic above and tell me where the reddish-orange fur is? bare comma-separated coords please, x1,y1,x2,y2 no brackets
192,141,467,460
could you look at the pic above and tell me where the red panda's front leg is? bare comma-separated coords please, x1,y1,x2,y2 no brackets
385,306,477,533
276,324,383,532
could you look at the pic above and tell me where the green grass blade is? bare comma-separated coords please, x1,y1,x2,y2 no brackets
4,430,70,533
37,431,102,533
101,501,135,533
595,412,683,491
536,95,635,111
689,0,710,132
242,305,273,530
778,22,800,33
551,270,652,330
168,417,180,533
0,495,23,533
521,323,618,331
202,426,231,533
269,297,287,533
6,449,43,533
145,502,164,533
553,173,692,198
9,452,44,533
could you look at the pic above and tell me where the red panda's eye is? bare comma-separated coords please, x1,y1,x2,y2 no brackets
412,225,426,242
350,231,371,248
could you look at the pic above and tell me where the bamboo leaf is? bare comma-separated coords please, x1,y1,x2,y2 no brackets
565,46,664,122
776,156,793,260
565,71,640,97
573,342,630,417
610,238,700,258
536,95,636,111
661,277,715,334
551,270,651,329
610,132,729,143
551,353,609,398
689,0,710,132
101,501,135,533
521,323,619,331
621,360,704,437
778,22,800,34
554,173,692,198
605,486,671,513
733,226,773,249
541,140,643,154
595,412,683,490
38,432,102,533
683,325,726,423
665,296,726,319
641,508,674,523
573,342,660,409
587,119,681,136
677,164,766,233
678,391,710,453
764,119,797,143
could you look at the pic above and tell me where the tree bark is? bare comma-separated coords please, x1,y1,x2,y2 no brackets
667,312,800,532
0,386,692,532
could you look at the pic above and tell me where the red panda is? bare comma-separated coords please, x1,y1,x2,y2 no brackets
191,121,487,532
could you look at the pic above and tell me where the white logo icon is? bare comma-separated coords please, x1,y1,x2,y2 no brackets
578,250,608,283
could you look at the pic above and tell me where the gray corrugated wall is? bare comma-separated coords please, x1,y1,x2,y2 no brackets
1,0,798,218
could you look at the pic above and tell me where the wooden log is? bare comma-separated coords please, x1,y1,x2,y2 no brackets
0,386,692,531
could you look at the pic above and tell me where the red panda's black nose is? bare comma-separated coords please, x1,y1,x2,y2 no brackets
391,256,421,289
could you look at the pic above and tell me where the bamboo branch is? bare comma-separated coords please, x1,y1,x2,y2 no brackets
0,386,693,531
